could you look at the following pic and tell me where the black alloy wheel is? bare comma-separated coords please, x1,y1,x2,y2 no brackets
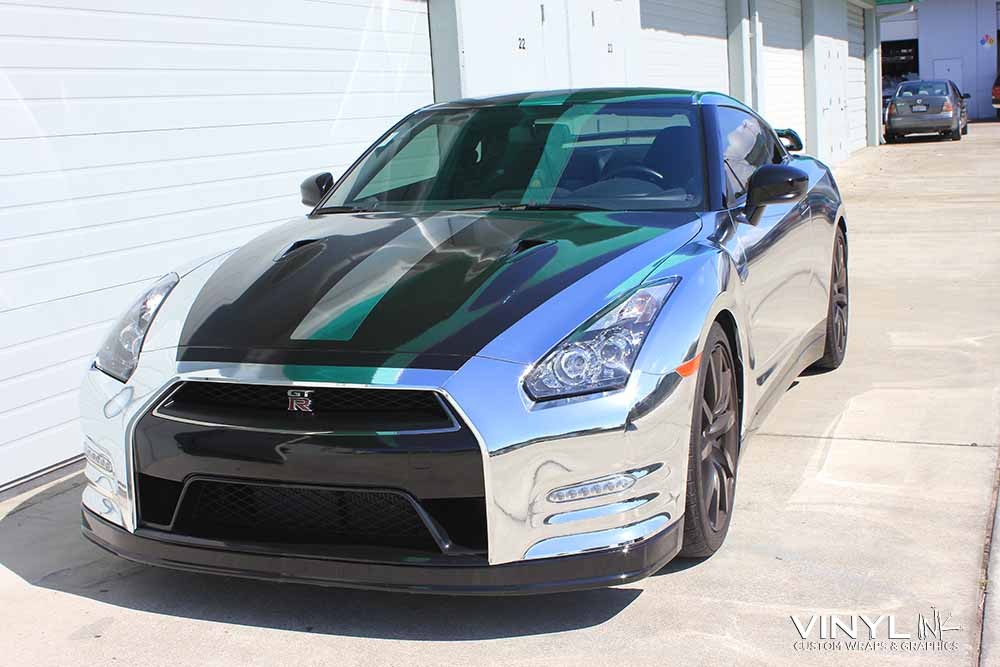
681,323,740,557
813,227,849,370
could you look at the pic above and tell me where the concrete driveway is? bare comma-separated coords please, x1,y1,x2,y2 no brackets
2,126,998,667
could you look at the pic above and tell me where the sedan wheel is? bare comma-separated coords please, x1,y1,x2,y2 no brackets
680,323,740,558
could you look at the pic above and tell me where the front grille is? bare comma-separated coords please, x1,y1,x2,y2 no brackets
171,479,440,551
154,381,455,433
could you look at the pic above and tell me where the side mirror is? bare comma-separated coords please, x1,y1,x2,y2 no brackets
744,164,809,224
961,93,971,100
300,172,334,207
775,128,804,152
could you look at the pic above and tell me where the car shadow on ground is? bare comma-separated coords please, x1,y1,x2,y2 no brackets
884,133,959,145
0,473,655,640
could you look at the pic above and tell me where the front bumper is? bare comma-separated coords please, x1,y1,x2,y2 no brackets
82,507,682,594
82,344,695,572
887,112,956,134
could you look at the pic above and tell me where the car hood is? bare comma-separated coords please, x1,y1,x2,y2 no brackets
177,209,702,370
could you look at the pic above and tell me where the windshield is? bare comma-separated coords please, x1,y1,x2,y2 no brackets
897,82,949,97
320,100,705,212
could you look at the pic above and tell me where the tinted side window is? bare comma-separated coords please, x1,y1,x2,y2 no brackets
716,107,778,205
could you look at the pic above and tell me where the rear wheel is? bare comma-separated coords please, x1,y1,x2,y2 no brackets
961,122,969,136
680,323,740,558
813,227,849,370
885,133,896,144
951,124,962,141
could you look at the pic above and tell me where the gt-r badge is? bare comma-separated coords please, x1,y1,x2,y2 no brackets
287,389,314,412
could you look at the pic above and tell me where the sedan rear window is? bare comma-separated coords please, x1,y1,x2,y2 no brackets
897,82,949,97
323,100,706,212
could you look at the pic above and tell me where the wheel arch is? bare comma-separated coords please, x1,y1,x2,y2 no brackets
711,309,745,439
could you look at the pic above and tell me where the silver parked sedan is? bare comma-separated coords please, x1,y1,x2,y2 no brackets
80,88,849,594
886,79,970,142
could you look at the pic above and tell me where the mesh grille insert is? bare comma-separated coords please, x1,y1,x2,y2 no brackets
172,480,440,551
156,382,454,433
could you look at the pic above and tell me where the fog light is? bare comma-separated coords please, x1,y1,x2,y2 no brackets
547,474,636,503
84,438,114,476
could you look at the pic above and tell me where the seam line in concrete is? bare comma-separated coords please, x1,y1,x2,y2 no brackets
756,432,993,448
975,448,1000,667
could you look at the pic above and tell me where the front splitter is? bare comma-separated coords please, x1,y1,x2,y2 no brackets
82,508,682,595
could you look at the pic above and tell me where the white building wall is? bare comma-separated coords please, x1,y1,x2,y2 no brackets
2,0,885,487
0,0,434,488
914,0,997,119
880,8,918,41
638,0,732,93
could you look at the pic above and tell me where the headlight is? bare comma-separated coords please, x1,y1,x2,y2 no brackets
94,273,178,383
524,279,679,400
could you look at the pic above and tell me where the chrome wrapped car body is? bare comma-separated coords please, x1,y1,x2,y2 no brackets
80,89,847,593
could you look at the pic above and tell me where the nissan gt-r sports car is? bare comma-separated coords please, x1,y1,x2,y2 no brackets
80,89,849,595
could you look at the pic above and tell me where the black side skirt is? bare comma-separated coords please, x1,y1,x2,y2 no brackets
82,509,682,596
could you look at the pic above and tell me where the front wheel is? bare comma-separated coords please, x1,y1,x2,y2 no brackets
680,322,740,558
812,227,849,370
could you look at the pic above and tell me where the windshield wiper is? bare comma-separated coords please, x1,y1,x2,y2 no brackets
512,203,611,211
449,201,611,212
314,204,379,214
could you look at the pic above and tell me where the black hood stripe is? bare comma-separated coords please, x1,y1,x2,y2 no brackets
178,210,695,368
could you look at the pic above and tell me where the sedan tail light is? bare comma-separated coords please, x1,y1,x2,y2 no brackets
993,84,1000,98
887,102,897,116
943,99,954,113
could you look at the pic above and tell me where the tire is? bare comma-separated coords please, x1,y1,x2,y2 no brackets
812,227,849,370
885,133,896,144
680,322,741,558
951,125,962,141
962,122,969,136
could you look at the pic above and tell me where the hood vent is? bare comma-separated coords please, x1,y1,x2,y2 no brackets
274,238,323,261
506,238,553,260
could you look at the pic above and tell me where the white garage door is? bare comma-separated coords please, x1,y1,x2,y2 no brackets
0,0,434,489
637,0,731,94
758,0,806,134
847,4,869,153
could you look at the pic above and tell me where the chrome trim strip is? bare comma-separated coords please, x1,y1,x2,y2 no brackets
436,386,497,565
544,493,659,526
523,512,675,560
149,380,462,436
125,380,184,532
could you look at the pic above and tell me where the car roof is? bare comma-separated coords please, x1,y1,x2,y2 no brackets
425,87,751,112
